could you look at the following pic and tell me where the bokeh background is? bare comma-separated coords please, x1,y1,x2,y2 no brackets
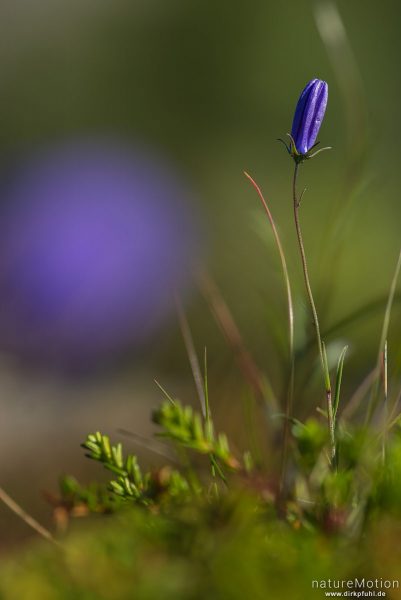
1,0,401,549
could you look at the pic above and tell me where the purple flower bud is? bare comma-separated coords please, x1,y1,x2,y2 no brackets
291,79,328,155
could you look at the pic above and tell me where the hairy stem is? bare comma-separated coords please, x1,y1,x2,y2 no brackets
292,163,336,465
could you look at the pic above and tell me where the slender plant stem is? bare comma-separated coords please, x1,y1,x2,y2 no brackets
292,163,336,465
365,248,401,425
175,292,206,418
382,340,388,463
117,429,179,463
244,171,295,499
0,486,58,545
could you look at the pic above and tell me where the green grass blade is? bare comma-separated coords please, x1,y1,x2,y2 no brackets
175,293,206,418
333,346,348,419
321,342,331,394
366,249,401,424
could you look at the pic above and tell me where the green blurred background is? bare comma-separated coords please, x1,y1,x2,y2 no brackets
1,0,401,549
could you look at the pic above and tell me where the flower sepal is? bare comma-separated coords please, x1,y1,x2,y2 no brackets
278,133,332,164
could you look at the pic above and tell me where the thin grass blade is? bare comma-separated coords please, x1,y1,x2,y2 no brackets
333,345,348,419
366,249,401,424
175,293,206,417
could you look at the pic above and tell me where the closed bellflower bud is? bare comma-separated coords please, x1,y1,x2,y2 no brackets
291,78,328,154
280,78,330,162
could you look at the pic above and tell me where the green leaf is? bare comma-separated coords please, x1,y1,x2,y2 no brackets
321,341,331,393
333,346,348,419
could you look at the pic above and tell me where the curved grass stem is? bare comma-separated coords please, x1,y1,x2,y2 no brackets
244,171,295,498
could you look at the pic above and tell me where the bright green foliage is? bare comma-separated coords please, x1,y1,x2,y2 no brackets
82,431,190,506
78,398,244,511
152,399,240,470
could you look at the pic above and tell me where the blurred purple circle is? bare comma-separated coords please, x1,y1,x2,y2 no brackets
0,140,199,369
